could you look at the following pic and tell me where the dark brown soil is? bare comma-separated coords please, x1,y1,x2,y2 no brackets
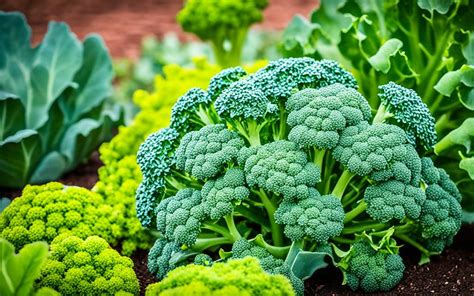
2,153,473,295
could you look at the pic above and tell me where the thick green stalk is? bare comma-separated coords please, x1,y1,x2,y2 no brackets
191,237,232,252
313,148,326,169
253,234,290,259
224,213,242,241
202,222,235,242
373,104,392,124
343,201,367,223
433,133,455,155
332,170,355,199
247,120,262,146
255,189,284,246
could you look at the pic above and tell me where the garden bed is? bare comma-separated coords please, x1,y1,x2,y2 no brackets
3,153,472,295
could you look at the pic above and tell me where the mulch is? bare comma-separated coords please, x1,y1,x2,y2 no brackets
1,153,473,295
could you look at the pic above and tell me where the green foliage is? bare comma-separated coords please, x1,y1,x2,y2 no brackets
0,182,133,255
177,0,269,67
145,257,295,296
0,239,48,296
137,58,462,292
0,11,120,188
279,0,474,210
36,235,139,295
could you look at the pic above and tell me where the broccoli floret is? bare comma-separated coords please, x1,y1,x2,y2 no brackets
207,66,247,101
344,239,405,292
148,238,182,280
155,188,205,247
251,58,357,103
231,239,304,295
177,0,268,67
201,168,250,220
175,124,245,180
170,88,216,134
0,183,123,251
135,179,164,228
37,235,139,295
145,257,295,296
333,123,413,180
364,180,426,222
375,82,437,150
193,253,214,266
286,84,371,149
419,157,462,240
275,192,344,243
137,128,179,181
241,140,321,201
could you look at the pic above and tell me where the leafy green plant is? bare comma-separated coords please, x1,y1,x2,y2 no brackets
146,257,294,295
177,0,269,67
278,0,474,211
137,58,462,293
0,238,49,296
0,11,120,188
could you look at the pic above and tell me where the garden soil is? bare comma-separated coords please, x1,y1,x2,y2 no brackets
2,153,472,295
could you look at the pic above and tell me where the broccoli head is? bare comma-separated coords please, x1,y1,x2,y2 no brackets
201,168,250,220
207,66,247,101
287,84,371,149
241,140,321,200
376,82,437,150
170,88,215,133
37,235,139,295
177,0,268,67
135,179,164,229
155,188,205,247
175,124,245,180
344,239,405,292
148,238,182,280
0,183,123,251
364,180,426,222
275,192,344,242
145,257,294,296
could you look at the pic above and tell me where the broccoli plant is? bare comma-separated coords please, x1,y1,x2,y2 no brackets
137,58,462,293
177,0,268,67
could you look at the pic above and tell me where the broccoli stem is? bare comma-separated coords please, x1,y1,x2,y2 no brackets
254,189,284,246
196,105,216,126
332,170,355,199
232,119,261,146
191,237,232,252
373,104,392,124
210,28,247,67
343,201,367,223
394,233,432,259
433,133,455,155
313,148,326,169
202,222,235,242
341,221,388,235
331,236,355,244
253,234,290,259
224,213,242,241
234,205,270,230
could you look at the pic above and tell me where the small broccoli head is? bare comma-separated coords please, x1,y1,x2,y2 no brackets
275,193,344,243
175,124,245,180
345,239,405,292
286,84,371,149
251,58,357,103
378,82,437,150
137,128,179,181
148,238,182,280
201,168,250,220
155,188,205,247
0,183,122,250
177,0,268,42
207,67,247,101
37,235,139,295
419,158,462,240
364,180,426,222
193,253,214,266
333,122,415,181
135,179,164,228
170,88,212,133
215,79,278,121
146,257,295,296
241,140,321,201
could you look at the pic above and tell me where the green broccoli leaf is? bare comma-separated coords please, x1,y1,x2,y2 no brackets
368,39,403,74
0,239,49,296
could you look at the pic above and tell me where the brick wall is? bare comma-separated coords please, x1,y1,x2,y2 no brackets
1,0,317,58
